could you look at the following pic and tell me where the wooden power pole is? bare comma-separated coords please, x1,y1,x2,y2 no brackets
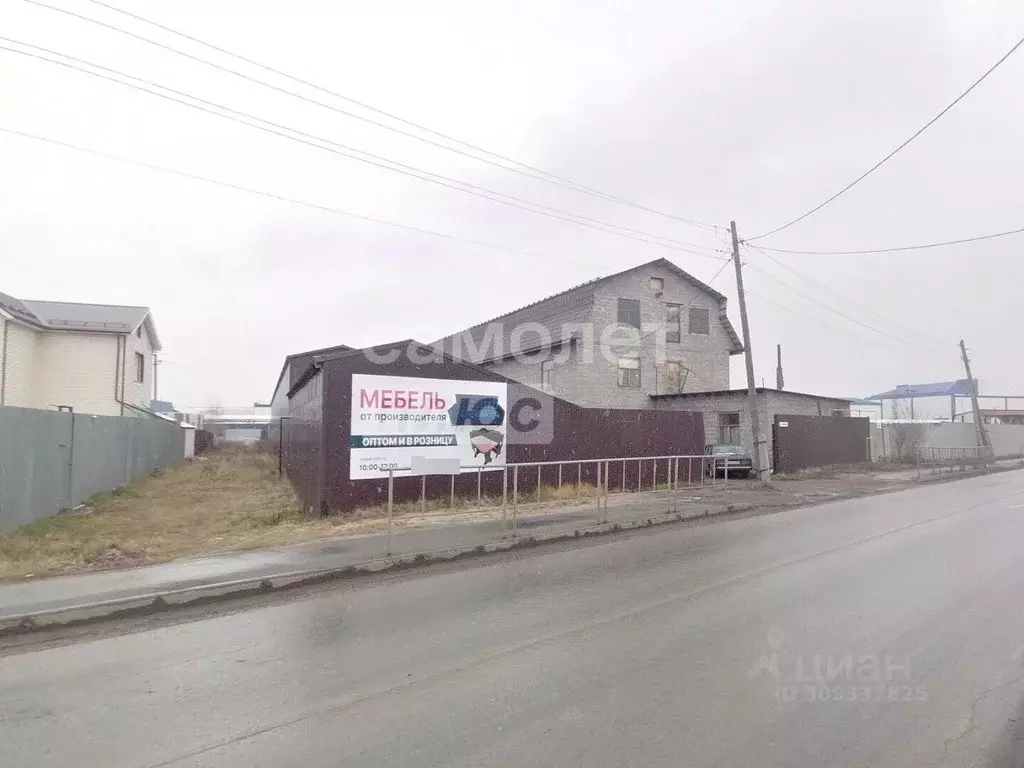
959,339,991,456
730,221,770,483
775,344,784,390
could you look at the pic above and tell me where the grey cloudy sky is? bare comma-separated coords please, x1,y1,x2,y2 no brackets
2,0,1023,413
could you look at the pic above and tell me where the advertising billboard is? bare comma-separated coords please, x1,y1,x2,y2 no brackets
349,374,509,479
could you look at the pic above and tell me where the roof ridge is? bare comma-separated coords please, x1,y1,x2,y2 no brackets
433,257,731,345
24,298,150,309
435,275,603,342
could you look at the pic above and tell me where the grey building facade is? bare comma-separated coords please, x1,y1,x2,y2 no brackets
433,258,745,410
652,388,852,463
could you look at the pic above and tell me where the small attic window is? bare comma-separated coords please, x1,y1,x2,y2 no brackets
136,326,142,338
650,277,664,292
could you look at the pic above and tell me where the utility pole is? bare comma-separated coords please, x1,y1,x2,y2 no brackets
730,221,770,483
153,351,160,402
775,344,784,390
960,339,991,457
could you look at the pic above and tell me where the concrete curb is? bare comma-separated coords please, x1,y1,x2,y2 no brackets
0,504,748,636
5,463,1019,636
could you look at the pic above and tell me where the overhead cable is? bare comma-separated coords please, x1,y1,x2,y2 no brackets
750,32,1024,240
28,0,721,233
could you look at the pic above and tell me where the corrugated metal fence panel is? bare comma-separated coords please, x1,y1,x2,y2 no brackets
0,406,72,530
306,354,706,513
69,414,130,503
0,406,184,532
282,368,324,513
772,414,870,473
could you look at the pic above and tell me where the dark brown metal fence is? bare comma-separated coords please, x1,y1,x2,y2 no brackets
772,414,870,473
194,429,216,455
282,343,705,514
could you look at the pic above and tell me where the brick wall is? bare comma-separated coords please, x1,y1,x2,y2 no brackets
653,389,851,467
562,268,735,409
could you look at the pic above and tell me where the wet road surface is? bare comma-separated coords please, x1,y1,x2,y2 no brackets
5,470,1024,767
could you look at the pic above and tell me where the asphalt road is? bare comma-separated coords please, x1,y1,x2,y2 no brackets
6,470,1024,767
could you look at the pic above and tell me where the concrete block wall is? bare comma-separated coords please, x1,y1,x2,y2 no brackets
871,422,1024,461
653,391,759,455
440,262,739,412
513,268,734,411
655,390,852,466
485,348,560,397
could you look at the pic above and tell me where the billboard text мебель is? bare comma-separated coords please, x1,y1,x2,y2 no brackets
349,374,509,479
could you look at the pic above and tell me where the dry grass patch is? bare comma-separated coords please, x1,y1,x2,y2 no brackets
0,448,612,583
0,446,343,581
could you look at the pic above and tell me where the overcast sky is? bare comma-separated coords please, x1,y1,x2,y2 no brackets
3,0,1023,414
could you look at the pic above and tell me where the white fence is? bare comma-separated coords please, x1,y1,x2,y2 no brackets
870,422,1024,462
0,406,185,532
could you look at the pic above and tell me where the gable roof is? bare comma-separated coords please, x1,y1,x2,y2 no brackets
432,257,743,361
0,292,41,327
0,292,160,349
272,342,353,402
286,338,504,399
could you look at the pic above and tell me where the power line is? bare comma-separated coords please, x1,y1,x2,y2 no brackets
0,40,724,260
748,224,1024,255
745,287,956,372
742,242,948,349
0,125,608,268
743,287,902,345
741,258,942,352
29,0,720,233
750,31,1024,241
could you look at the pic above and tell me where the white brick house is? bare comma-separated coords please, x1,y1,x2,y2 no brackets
433,258,851,460
434,258,745,409
0,292,161,416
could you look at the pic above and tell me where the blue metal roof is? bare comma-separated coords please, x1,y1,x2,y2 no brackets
869,379,975,399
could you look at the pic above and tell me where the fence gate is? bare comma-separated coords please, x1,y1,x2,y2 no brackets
772,414,871,473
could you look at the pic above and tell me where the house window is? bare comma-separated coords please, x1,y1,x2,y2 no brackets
135,352,145,383
688,307,710,335
136,326,142,339
649,277,664,292
665,303,681,343
617,357,640,388
830,409,846,417
718,412,741,443
540,359,554,391
664,361,684,393
617,298,641,328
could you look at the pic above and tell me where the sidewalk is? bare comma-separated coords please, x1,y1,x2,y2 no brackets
0,482,765,627
3,462,1017,631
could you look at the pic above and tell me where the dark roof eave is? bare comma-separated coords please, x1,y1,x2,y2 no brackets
475,335,577,365
649,388,853,403
274,343,352,401
434,257,734,347
286,338,514,399
287,361,322,399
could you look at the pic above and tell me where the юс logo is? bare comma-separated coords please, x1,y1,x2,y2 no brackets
448,395,505,427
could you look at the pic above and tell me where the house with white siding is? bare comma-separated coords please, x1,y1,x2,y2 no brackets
0,291,161,416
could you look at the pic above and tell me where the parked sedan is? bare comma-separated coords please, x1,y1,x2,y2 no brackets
704,444,753,479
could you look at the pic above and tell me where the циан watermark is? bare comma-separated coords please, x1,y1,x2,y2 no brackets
749,629,927,703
